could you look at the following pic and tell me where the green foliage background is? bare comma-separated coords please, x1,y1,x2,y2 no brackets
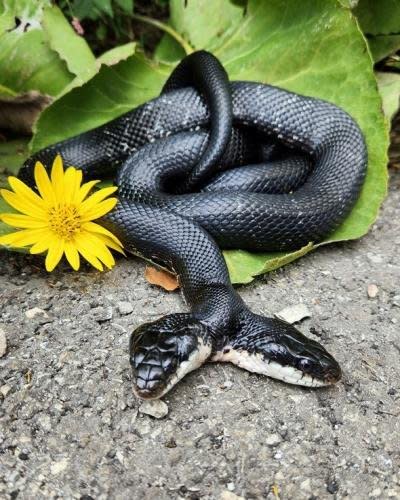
0,0,399,283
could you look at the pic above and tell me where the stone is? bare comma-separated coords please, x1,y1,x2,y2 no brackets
220,492,245,500
25,307,48,319
0,385,11,397
92,306,113,322
275,303,311,324
266,433,282,446
300,478,311,492
0,327,6,357
117,301,133,315
50,458,69,475
367,284,379,298
139,400,169,419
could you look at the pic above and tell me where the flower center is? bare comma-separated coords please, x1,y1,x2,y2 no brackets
48,204,81,241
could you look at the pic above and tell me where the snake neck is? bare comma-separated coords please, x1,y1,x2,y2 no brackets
188,281,250,351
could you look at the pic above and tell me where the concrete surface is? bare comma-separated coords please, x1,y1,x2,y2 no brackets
0,169,399,500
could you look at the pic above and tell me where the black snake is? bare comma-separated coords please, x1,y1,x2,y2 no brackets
20,51,367,399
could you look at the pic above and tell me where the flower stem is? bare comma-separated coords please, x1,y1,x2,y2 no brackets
132,14,194,56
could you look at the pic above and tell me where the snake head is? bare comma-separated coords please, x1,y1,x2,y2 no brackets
258,319,342,387
227,317,341,387
129,314,212,399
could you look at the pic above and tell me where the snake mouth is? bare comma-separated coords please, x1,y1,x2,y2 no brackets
132,341,212,400
133,381,168,400
216,348,341,388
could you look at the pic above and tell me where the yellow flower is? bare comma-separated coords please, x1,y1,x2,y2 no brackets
0,155,124,272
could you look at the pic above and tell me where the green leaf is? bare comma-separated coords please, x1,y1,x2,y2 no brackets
96,42,136,66
19,0,388,284
168,0,244,51
42,5,97,85
224,244,314,285
368,34,400,62
0,84,17,98
32,53,170,152
71,0,113,20
114,0,134,14
376,72,400,122
354,0,400,35
0,186,17,238
0,139,30,176
154,34,185,63
0,2,74,96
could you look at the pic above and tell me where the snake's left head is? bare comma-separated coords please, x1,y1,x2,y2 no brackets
129,314,212,399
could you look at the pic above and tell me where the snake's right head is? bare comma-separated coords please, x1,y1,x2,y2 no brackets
129,314,213,399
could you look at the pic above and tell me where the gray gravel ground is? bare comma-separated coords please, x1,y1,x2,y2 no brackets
0,169,399,500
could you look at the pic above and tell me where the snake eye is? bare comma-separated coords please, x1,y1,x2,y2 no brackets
298,358,313,373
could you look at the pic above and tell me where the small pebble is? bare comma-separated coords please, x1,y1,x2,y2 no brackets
117,301,133,315
139,400,169,419
92,306,113,322
0,384,11,397
221,380,233,389
300,478,311,492
367,284,379,298
326,479,339,494
220,492,245,500
0,327,6,357
266,433,282,446
275,303,311,324
50,458,69,475
25,307,48,319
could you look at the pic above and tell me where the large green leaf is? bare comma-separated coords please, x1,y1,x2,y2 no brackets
2,0,389,285
32,53,169,152
354,0,400,64
376,72,400,123
354,0,400,35
0,1,97,97
0,139,30,175
168,0,388,282
367,34,400,62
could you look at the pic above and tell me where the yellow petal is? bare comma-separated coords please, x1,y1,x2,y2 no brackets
82,221,123,246
75,179,99,204
8,176,48,210
0,213,48,229
30,236,53,254
45,239,64,272
95,234,125,255
80,186,118,213
1,189,47,218
63,167,78,204
81,198,118,221
51,155,65,202
72,169,83,200
77,232,115,268
95,243,115,269
75,235,104,271
0,228,49,248
34,161,56,204
64,241,80,271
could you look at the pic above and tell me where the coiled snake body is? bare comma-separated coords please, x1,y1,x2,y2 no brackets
20,51,367,399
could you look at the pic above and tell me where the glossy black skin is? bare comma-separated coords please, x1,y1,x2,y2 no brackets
20,51,365,396
229,312,342,385
129,314,212,399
